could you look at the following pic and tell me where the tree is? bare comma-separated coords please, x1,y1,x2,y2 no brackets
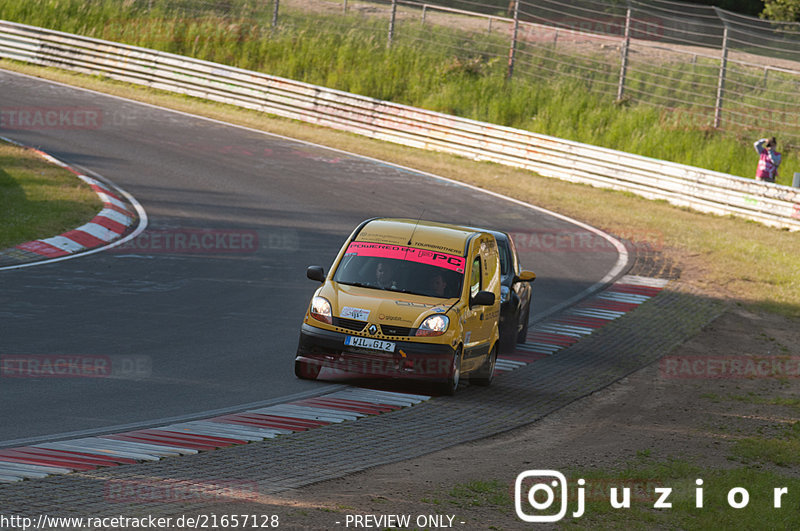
761,0,800,22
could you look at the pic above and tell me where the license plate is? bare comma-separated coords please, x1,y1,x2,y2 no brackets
345,336,396,353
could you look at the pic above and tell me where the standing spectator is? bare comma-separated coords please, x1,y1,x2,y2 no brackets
754,137,782,183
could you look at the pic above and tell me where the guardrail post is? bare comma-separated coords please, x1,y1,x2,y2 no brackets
713,8,729,129
272,0,280,28
388,0,397,47
617,5,632,101
507,0,520,80
343,0,348,14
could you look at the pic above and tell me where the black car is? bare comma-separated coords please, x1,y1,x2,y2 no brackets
491,231,536,352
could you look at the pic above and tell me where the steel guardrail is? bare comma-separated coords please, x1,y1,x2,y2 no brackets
1,19,798,230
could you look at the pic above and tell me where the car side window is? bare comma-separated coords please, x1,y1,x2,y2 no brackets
470,256,481,297
508,236,520,275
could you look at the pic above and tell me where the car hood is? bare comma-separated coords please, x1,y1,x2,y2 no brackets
321,282,457,327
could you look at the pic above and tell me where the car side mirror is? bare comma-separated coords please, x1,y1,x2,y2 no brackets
514,270,536,283
470,290,495,307
306,266,325,282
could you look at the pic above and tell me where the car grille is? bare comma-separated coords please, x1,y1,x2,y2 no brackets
332,317,367,332
380,324,416,337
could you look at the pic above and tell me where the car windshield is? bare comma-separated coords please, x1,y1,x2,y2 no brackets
333,242,464,299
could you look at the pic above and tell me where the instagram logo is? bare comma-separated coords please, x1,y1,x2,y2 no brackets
515,470,572,522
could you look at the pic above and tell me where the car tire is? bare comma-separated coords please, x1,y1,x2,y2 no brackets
295,359,321,380
516,302,531,344
472,344,497,386
439,348,462,395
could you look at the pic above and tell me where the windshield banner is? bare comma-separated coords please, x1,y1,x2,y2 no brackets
346,242,465,273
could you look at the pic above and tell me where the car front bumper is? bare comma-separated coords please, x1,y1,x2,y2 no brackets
295,323,457,381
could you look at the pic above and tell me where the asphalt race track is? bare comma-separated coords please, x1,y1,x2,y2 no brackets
0,69,621,445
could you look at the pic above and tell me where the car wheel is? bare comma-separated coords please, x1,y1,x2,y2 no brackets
295,359,321,380
472,344,497,386
516,302,531,344
440,348,462,395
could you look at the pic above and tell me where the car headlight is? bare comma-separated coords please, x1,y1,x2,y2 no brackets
310,296,332,325
500,285,510,303
416,314,449,337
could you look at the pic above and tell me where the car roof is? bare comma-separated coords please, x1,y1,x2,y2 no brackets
355,218,485,257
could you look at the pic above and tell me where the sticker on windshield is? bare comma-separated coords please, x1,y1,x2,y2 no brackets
341,306,371,320
345,242,465,273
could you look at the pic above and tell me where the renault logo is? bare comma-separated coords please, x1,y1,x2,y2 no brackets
368,324,378,335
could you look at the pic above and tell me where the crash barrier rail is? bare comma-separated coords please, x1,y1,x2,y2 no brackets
1,19,798,230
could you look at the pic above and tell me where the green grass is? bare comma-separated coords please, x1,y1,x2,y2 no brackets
732,421,800,467
725,393,800,410
447,480,509,509
0,0,796,184
0,141,102,249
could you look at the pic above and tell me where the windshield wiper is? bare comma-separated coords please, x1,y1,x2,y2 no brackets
338,281,376,289
386,287,431,297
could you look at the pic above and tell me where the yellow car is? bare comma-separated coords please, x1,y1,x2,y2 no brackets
295,218,502,394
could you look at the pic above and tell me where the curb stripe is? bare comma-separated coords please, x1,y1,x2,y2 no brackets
140,429,245,446
0,143,140,269
87,183,122,202
4,447,126,466
489,276,672,383
218,414,329,430
618,275,670,288
610,284,664,296
91,214,129,234
0,461,72,475
568,308,625,319
2,450,117,469
0,454,97,471
39,235,85,254
103,433,219,452
60,230,106,249
577,300,638,312
14,240,70,257
208,418,294,435
74,222,121,242
96,192,129,210
96,207,133,225
37,442,161,462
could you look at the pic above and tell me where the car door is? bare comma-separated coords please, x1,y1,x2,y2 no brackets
462,241,492,371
